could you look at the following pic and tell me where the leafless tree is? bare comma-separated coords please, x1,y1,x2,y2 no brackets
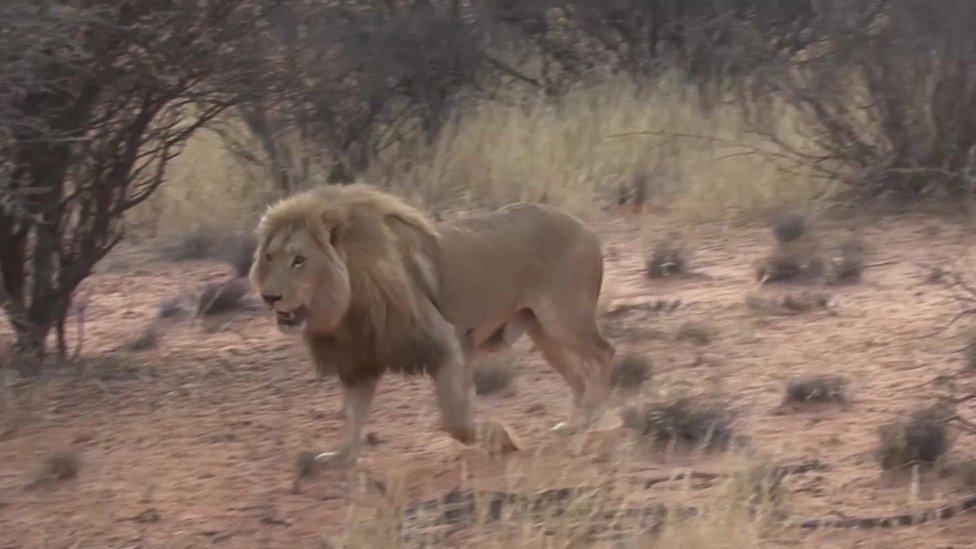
485,0,818,99
0,0,274,366
743,0,976,201
223,0,489,191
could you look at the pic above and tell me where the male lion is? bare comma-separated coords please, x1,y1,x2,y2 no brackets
249,184,614,468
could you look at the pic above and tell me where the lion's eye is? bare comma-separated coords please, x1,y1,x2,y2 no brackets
292,255,305,267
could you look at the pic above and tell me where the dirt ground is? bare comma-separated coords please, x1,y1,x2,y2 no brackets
3,211,976,548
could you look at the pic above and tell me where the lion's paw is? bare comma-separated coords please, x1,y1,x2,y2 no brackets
478,421,520,455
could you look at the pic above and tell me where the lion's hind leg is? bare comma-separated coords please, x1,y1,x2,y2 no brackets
526,300,615,433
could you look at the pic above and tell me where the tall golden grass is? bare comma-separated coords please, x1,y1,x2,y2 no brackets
128,127,274,237
371,80,831,221
133,79,831,235
330,447,785,548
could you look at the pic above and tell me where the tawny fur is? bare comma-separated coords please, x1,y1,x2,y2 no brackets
250,183,614,466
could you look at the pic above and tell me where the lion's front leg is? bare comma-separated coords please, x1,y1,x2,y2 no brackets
313,376,379,468
434,329,519,454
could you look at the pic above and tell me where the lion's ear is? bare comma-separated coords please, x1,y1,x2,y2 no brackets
310,212,342,250
315,206,342,248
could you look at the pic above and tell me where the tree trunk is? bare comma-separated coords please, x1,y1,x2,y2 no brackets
11,320,50,376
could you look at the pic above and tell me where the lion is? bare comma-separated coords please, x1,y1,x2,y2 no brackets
249,184,614,468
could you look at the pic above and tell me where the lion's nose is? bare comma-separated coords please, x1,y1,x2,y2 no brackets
262,294,282,306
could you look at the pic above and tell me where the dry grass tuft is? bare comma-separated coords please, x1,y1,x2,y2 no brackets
955,458,976,488
622,397,736,450
157,295,185,319
965,335,976,371
924,264,950,285
955,321,976,371
757,212,825,285
0,335,12,373
745,291,831,315
292,450,320,493
25,448,82,490
783,375,847,405
611,353,652,390
472,355,518,396
195,278,250,316
755,249,824,284
332,445,780,547
125,324,161,351
676,320,716,345
646,241,688,279
828,239,865,284
877,404,953,471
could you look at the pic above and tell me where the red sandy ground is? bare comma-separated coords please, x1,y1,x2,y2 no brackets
2,212,976,548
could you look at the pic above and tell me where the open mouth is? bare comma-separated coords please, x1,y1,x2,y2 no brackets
275,306,308,328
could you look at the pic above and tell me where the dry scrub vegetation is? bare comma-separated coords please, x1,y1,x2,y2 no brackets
7,1,976,547
140,81,831,236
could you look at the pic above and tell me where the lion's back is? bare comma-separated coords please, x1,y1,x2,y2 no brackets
435,203,604,328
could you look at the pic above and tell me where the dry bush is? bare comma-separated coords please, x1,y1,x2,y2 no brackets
472,356,518,397
0,0,269,360
676,321,716,346
195,279,250,316
756,212,827,285
772,213,808,244
219,234,257,278
877,405,953,471
783,375,847,405
25,448,82,490
611,353,652,390
646,241,688,279
622,397,736,450
158,230,216,262
743,1,976,203
157,231,256,279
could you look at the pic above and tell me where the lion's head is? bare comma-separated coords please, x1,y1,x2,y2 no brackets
249,194,351,335
249,185,440,338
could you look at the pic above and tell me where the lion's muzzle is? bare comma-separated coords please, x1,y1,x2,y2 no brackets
276,305,308,330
